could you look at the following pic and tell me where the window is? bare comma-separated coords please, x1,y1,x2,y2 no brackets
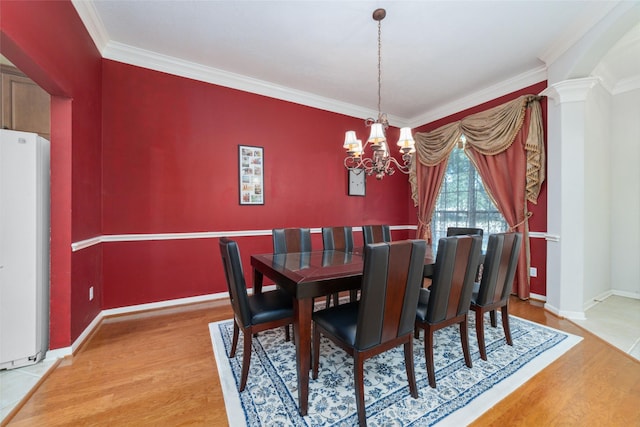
431,143,507,249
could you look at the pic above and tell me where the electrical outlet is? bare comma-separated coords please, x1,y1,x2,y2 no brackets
89,286,94,301
529,267,537,277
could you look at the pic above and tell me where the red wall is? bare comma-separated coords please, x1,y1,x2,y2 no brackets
1,0,103,347
101,60,412,308
1,0,549,349
413,82,548,296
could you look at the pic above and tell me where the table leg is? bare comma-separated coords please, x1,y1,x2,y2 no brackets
252,269,263,295
293,297,313,416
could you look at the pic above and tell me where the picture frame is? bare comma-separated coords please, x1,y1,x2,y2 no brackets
348,168,366,196
238,145,264,205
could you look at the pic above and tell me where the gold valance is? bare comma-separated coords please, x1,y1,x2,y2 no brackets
411,95,544,204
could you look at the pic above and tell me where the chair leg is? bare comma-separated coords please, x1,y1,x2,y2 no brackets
312,325,320,380
230,321,240,358
284,325,290,342
349,289,358,302
490,310,497,327
475,308,488,361
333,292,339,306
239,329,252,392
354,352,367,427
501,305,513,346
425,327,436,388
325,294,332,309
404,339,418,398
460,316,472,368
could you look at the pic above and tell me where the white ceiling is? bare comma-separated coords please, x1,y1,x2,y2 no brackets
73,1,638,127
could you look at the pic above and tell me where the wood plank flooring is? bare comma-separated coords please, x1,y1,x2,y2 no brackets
4,297,640,426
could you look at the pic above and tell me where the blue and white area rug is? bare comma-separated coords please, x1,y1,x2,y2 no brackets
209,313,581,426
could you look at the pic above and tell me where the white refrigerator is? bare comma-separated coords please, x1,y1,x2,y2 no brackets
0,129,50,369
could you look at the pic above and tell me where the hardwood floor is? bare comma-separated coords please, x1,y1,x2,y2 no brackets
5,297,640,426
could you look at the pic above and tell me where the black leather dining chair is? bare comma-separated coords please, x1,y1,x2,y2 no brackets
414,234,482,388
362,224,391,245
312,240,426,426
219,237,293,392
322,226,355,307
437,226,484,281
470,232,522,360
322,226,354,252
446,226,484,237
273,227,312,254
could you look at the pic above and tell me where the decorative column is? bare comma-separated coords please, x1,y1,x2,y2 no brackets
540,77,598,319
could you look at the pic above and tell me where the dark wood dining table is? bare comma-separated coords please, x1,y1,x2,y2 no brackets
250,246,435,416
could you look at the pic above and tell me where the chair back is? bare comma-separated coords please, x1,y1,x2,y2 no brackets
218,237,251,327
446,227,484,237
362,224,391,245
355,240,426,350
475,232,522,306
322,226,354,251
427,235,482,323
272,228,312,254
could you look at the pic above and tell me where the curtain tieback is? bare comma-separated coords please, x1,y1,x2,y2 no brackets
508,211,532,231
417,218,431,240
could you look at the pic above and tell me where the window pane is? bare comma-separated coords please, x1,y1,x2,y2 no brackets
432,145,507,250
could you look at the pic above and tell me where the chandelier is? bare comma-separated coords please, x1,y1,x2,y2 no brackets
343,8,415,180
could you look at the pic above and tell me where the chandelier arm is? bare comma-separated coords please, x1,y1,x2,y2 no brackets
344,157,365,170
387,156,412,174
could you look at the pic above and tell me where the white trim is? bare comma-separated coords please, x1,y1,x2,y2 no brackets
611,289,640,300
102,229,273,243
44,309,103,361
544,302,586,320
44,346,71,361
71,236,101,251
70,11,550,130
583,289,614,312
70,225,421,251
70,0,110,54
101,291,229,317
613,75,640,95
530,292,547,302
102,41,412,129
72,226,550,251
407,66,547,128
45,288,279,354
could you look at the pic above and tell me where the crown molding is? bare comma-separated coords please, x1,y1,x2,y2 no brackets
407,66,547,128
101,41,410,126
613,75,640,95
71,0,109,54
73,2,549,130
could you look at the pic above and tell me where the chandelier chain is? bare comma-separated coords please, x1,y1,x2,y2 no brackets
377,18,382,117
342,8,415,180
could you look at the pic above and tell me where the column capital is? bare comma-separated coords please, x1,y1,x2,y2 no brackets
539,77,600,105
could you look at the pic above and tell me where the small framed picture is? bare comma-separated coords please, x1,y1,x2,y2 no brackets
238,145,264,205
348,169,366,196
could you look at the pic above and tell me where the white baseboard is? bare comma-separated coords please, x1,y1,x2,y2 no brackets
611,289,640,300
45,287,283,359
530,292,546,302
543,302,586,320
